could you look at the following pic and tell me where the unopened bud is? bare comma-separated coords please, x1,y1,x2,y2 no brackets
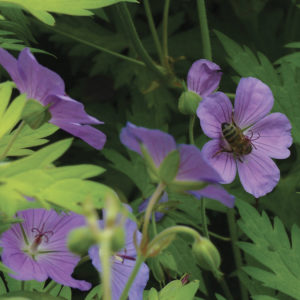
192,238,221,275
67,227,95,255
178,91,202,115
22,99,51,129
111,227,125,252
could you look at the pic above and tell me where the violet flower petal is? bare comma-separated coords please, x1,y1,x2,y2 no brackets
237,151,280,198
187,59,222,97
17,48,65,102
234,77,274,129
197,92,233,139
246,112,292,159
201,139,237,184
190,184,235,208
176,144,222,183
0,209,90,290
46,95,101,125
51,119,106,150
120,122,176,168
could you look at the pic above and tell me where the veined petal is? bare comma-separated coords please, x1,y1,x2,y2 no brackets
0,48,24,90
237,151,280,197
234,77,274,129
197,92,233,139
1,249,48,281
187,59,222,97
201,139,237,184
46,95,101,125
111,260,149,300
246,112,292,159
17,48,65,102
176,144,222,183
191,184,235,208
51,120,106,150
39,253,91,291
120,123,176,168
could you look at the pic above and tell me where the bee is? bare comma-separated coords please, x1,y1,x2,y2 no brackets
213,121,259,162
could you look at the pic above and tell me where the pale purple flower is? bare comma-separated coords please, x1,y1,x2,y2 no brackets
0,208,91,290
0,48,106,149
120,122,235,208
88,208,149,300
187,59,222,97
197,77,292,197
139,191,169,221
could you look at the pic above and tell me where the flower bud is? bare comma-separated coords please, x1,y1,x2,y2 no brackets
178,91,202,115
67,226,95,255
110,227,125,252
147,234,176,257
192,238,221,275
22,99,51,129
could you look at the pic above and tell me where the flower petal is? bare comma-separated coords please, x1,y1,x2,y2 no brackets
46,95,101,125
201,139,237,183
246,112,292,159
51,119,106,150
17,48,65,102
176,144,222,183
120,122,176,168
187,59,222,97
197,92,233,138
191,184,235,208
111,260,149,300
237,151,280,197
39,253,91,291
234,77,274,129
0,48,23,89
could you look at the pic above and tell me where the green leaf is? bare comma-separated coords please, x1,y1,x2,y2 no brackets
0,0,138,25
85,284,102,300
0,139,73,177
159,280,199,300
0,123,58,157
236,200,300,299
0,261,14,274
1,291,67,299
158,150,180,184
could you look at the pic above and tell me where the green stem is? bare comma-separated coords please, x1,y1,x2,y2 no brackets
0,121,25,161
227,209,248,300
189,115,195,145
144,0,164,64
142,182,166,243
119,255,145,300
151,211,158,236
197,0,212,60
162,0,171,67
148,225,202,251
44,280,58,293
201,198,209,238
43,22,145,67
99,239,112,300
219,277,235,300
21,281,25,291
117,3,166,79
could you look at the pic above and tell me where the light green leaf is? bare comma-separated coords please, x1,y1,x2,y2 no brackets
237,200,300,299
1,291,66,299
159,280,199,300
85,285,102,300
0,261,14,274
0,0,138,25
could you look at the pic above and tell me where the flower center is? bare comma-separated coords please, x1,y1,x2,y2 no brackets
28,224,53,256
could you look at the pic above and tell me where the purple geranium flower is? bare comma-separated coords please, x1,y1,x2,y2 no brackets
197,77,292,197
0,48,106,150
88,207,149,300
187,59,222,97
120,122,235,208
0,208,91,290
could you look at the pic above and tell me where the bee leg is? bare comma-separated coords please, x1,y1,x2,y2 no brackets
212,147,232,158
